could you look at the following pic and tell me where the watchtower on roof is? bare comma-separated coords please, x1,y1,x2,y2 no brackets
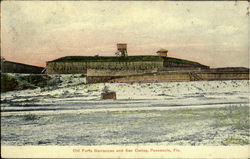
116,43,128,57
156,49,168,57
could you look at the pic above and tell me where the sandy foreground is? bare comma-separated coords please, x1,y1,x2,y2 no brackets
1,75,249,146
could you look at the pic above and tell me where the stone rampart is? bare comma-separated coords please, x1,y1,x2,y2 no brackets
46,62,87,74
198,72,249,80
87,68,158,76
46,61,163,75
163,61,209,69
104,72,249,83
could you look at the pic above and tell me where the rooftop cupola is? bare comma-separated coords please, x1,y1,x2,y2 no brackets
156,49,168,57
115,43,128,57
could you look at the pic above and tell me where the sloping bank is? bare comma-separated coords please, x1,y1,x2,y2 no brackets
1,73,87,92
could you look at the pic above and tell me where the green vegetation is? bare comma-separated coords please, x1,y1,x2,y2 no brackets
50,56,165,62
49,55,206,67
18,74,51,89
164,57,204,66
23,114,39,121
1,74,19,92
223,136,249,145
213,106,249,130
129,120,146,126
90,121,114,127
1,74,52,92
3,105,248,145
76,106,249,130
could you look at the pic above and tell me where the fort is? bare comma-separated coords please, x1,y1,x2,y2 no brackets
45,43,249,83
46,55,209,75
1,44,249,83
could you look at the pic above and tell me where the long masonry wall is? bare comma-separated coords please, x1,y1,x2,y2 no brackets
46,60,249,83
46,61,164,75
91,72,249,83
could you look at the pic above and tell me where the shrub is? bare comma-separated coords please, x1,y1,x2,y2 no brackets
223,136,249,145
1,74,19,92
23,114,39,121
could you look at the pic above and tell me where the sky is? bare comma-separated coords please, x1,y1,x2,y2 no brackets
1,1,249,68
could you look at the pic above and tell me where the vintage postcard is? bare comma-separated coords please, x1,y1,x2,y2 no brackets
1,1,249,158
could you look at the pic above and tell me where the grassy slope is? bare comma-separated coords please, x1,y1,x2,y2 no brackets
164,57,205,66
50,56,164,62
49,56,205,66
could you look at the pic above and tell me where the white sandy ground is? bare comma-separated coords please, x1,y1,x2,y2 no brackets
1,75,249,146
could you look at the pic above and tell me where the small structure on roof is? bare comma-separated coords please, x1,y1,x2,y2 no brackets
116,43,128,57
157,49,168,57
